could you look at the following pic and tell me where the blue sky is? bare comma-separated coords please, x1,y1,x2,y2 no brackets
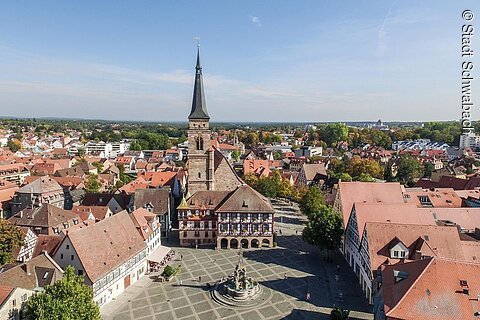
0,1,478,122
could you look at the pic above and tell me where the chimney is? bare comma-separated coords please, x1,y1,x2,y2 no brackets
21,263,32,275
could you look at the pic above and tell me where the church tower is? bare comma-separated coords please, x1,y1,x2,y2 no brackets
187,47,214,194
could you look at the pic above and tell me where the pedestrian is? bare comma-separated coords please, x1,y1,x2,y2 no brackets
180,254,183,261
198,275,202,282
279,229,282,235
284,273,287,279
306,292,311,301
295,230,298,235
179,280,183,286
195,244,198,249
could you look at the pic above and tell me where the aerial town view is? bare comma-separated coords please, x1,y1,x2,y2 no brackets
0,1,479,320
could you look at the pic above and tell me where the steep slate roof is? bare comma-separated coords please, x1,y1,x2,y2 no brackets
133,188,170,214
66,211,146,283
17,176,63,194
382,258,480,320
337,182,405,227
188,47,209,120
216,184,274,213
0,253,63,290
8,203,78,230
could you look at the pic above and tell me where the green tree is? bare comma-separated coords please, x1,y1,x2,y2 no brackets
77,147,86,158
299,186,324,217
91,162,104,173
85,174,101,193
24,266,101,320
302,205,343,261
0,219,24,266
7,139,21,153
356,173,375,182
397,155,424,186
336,172,352,182
321,123,349,147
257,176,278,198
231,149,241,161
423,162,435,178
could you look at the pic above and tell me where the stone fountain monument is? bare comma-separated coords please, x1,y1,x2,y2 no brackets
211,249,270,308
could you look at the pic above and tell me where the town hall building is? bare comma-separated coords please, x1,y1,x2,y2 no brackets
179,48,274,249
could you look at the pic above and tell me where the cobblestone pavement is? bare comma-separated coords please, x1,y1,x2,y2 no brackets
102,199,373,320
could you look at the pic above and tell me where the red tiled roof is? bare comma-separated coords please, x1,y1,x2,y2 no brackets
66,211,146,283
337,182,405,226
383,258,480,320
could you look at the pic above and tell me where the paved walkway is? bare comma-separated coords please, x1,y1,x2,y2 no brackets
102,199,373,320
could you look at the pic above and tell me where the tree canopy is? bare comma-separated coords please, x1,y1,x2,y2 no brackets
0,219,24,266
302,205,343,260
396,155,424,186
299,186,325,217
24,266,101,320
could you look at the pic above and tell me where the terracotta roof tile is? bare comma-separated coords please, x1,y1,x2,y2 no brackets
66,211,146,283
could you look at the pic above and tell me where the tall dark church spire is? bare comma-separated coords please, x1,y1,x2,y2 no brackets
189,46,210,120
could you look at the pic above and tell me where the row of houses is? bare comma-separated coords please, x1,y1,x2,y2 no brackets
330,182,480,319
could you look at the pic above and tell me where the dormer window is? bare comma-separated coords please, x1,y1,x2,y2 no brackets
389,239,409,259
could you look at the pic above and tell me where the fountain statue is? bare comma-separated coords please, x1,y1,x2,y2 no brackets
211,249,267,308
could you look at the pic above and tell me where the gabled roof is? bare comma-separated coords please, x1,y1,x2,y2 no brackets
382,258,480,320
301,163,327,181
8,203,79,230
0,286,14,308
0,253,63,290
17,176,63,194
352,203,437,238
185,190,231,210
364,222,469,272
133,188,170,214
130,208,157,240
66,211,146,283
337,182,405,227
81,192,130,209
216,184,274,213
32,235,63,258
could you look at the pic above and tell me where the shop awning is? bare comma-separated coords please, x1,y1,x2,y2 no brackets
147,246,171,263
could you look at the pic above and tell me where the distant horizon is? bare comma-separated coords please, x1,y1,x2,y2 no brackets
0,114,459,125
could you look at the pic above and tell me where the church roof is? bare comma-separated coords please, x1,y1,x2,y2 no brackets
189,47,210,120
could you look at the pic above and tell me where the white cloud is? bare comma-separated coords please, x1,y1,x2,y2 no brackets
249,15,262,27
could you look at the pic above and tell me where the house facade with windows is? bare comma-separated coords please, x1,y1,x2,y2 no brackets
0,286,33,320
52,211,147,307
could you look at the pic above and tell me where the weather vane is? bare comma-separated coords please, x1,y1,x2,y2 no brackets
193,36,200,48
